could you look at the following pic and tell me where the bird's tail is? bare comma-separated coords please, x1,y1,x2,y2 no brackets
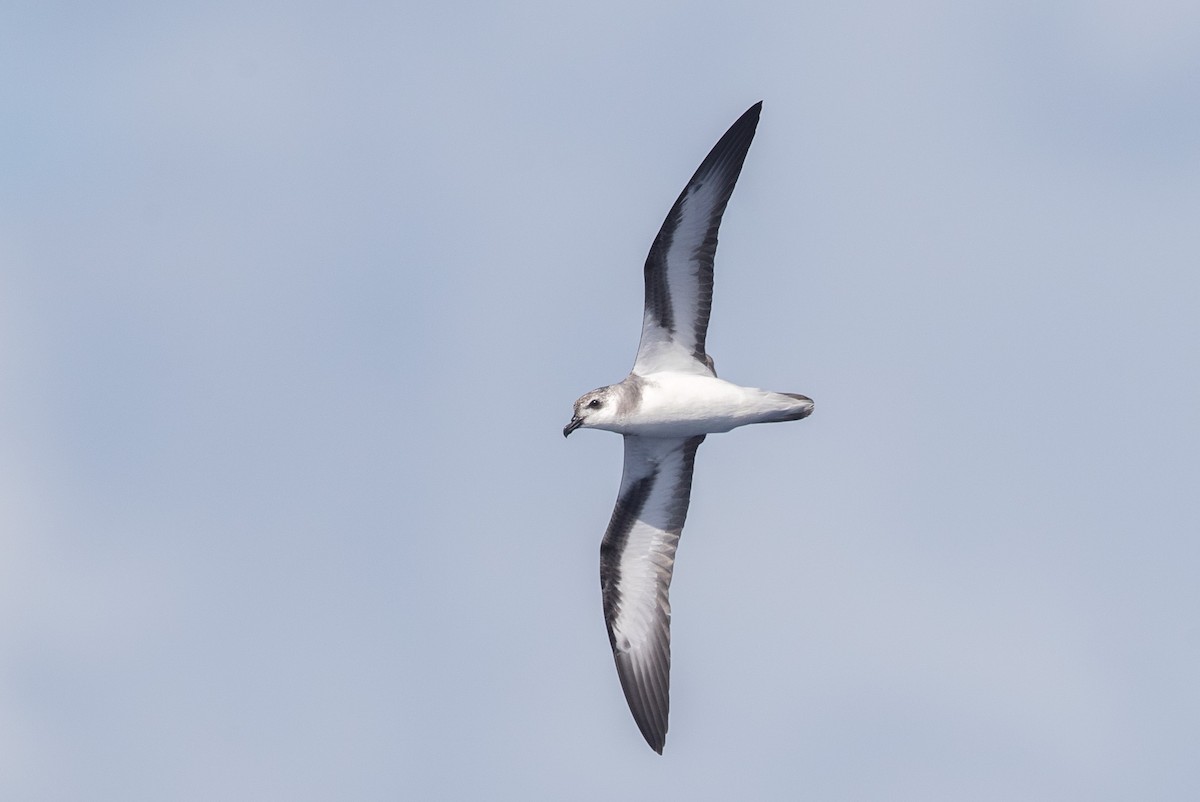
765,392,814,422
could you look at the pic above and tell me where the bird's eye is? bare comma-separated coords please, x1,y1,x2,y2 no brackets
587,399,601,409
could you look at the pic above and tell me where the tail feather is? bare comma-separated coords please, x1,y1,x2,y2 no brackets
768,392,814,422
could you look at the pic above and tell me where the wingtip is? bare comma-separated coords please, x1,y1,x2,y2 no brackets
633,701,669,754
630,699,669,755
641,727,666,754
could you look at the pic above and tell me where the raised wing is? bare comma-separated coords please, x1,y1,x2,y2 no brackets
633,102,761,377
600,434,705,753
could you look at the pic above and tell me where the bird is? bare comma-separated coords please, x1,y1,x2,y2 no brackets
563,101,814,753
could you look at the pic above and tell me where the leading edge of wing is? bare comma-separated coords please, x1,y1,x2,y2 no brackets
599,434,705,753
634,102,762,376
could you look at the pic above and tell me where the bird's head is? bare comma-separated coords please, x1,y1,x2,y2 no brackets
563,387,618,437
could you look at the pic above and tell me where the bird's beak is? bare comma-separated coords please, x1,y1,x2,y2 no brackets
563,416,583,438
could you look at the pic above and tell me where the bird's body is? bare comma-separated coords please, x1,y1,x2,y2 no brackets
563,102,814,753
579,371,813,438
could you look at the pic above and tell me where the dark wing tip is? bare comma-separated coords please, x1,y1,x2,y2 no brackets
614,653,672,753
698,102,762,179
728,102,763,132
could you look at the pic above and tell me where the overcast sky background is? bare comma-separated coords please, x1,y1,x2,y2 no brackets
3,1,1199,799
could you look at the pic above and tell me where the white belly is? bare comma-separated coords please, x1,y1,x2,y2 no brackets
614,373,782,437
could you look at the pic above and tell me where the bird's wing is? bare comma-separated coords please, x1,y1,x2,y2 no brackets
600,434,705,753
632,102,761,377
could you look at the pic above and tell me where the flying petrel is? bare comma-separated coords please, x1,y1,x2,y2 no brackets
563,102,814,753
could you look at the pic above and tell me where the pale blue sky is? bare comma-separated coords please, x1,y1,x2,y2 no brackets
3,1,1199,799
